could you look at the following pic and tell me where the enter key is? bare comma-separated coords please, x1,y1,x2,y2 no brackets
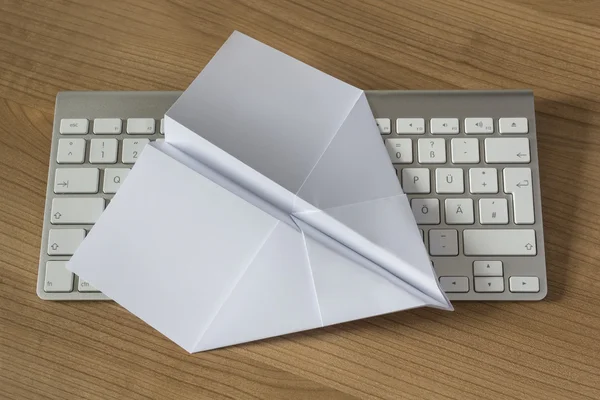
503,168,534,224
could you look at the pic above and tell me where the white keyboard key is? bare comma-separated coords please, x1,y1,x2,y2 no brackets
469,168,498,193
430,118,459,134
439,276,469,293
504,168,534,224
103,168,130,194
93,118,122,134
445,198,474,224
59,119,88,134
463,229,536,256
435,168,464,194
122,138,150,163
473,261,503,276
127,118,155,134
474,277,504,293
89,138,118,163
51,198,105,224
418,138,446,163
160,118,165,135
375,118,391,134
44,261,74,292
385,139,413,164
465,118,493,134
479,198,509,224
47,228,86,255
57,138,86,164
411,198,440,224
499,117,528,134
78,278,99,292
429,229,458,256
54,168,99,194
485,138,530,163
396,118,425,134
402,168,430,193
509,276,540,293
451,138,480,164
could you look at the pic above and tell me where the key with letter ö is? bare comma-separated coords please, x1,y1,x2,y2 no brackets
122,138,150,163
504,168,534,224
51,198,105,224
411,198,440,224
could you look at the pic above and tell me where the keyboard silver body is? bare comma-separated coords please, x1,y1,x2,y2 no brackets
38,90,547,301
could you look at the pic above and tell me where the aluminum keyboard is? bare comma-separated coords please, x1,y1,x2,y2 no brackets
38,90,547,301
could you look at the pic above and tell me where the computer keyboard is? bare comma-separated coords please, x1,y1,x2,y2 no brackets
37,90,547,301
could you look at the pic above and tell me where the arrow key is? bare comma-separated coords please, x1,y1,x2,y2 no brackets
439,276,469,293
509,276,540,293
47,228,86,255
474,277,504,293
473,261,503,276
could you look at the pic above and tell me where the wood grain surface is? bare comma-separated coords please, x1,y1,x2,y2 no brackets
1,0,600,399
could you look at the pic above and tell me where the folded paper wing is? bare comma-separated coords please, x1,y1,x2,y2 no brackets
67,31,451,353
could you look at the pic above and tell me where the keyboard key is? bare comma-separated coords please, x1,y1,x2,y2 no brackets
465,118,493,134
479,198,509,224
51,198,105,224
445,199,474,224
469,168,498,193
435,168,464,194
122,138,150,163
90,138,118,163
54,168,99,194
504,168,534,224
430,118,459,134
160,118,165,134
451,138,479,163
44,261,74,292
127,118,155,134
402,168,430,193
509,276,540,293
499,118,528,134
474,277,504,293
473,261,503,276
396,118,425,134
59,119,88,134
484,138,530,163
463,229,536,256
385,138,413,164
78,278,99,292
429,229,458,256
418,138,446,163
47,228,86,255
93,118,122,134
439,276,469,293
375,118,391,134
411,198,440,224
103,168,130,194
57,138,86,164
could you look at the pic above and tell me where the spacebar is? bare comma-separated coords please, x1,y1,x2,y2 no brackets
463,229,537,256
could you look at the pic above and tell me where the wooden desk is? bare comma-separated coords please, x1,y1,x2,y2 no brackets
1,1,599,398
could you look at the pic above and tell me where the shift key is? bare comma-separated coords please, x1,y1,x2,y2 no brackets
51,198,105,224
464,229,536,256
